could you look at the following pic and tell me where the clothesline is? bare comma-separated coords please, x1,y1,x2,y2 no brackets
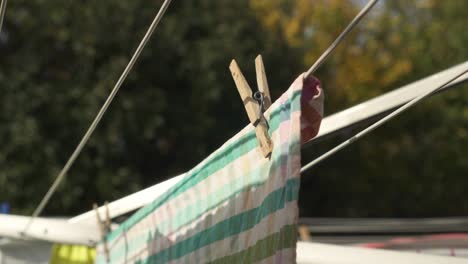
302,61,468,148
301,67,468,173
3,61,464,248
69,61,468,228
304,0,378,79
0,0,7,33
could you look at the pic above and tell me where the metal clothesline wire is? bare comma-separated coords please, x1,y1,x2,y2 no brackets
301,67,468,174
300,0,380,152
23,0,173,235
304,0,379,79
0,0,7,32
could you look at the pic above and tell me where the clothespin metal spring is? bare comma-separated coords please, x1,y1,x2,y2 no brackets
253,91,269,129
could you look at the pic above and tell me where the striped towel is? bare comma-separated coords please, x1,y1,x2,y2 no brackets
96,74,323,264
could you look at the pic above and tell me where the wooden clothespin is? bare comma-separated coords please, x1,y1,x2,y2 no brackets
94,202,110,263
229,55,273,158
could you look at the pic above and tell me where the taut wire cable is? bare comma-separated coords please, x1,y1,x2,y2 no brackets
304,0,379,79
301,67,468,174
23,0,173,235
0,0,7,33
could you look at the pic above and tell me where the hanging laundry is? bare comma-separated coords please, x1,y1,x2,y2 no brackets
96,73,323,264
50,244,96,264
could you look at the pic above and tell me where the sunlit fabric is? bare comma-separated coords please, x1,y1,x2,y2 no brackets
96,74,323,264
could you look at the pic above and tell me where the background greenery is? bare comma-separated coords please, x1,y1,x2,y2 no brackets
0,0,466,217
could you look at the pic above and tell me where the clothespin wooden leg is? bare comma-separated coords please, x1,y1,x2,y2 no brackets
94,203,110,263
254,55,274,157
229,59,273,158
255,55,272,110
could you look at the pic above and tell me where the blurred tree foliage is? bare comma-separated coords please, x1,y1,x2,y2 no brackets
0,0,467,217
0,0,302,215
